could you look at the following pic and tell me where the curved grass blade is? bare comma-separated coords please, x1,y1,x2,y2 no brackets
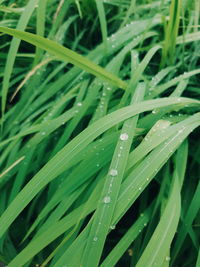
0,97,197,239
0,26,127,90
100,206,151,267
135,173,181,267
44,114,200,267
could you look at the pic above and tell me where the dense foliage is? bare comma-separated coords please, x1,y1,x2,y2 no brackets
0,0,199,266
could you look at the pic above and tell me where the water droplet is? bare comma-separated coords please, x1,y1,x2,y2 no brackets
96,163,100,167
41,132,46,135
77,102,82,106
93,237,98,242
140,213,144,217
144,223,147,227
103,196,111,203
109,169,118,176
152,110,156,114
110,225,116,230
120,133,129,141
165,256,170,261
138,187,142,191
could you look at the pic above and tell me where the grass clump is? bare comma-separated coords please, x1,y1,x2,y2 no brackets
0,0,199,266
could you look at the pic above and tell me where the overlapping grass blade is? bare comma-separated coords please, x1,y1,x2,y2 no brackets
135,174,181,267
0,26,127,89
81,83,145,267
1,0,37,119
0,97,198,239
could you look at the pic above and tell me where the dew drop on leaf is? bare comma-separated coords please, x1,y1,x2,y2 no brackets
109,169,118,176
120,133,129,141
103,196,111,204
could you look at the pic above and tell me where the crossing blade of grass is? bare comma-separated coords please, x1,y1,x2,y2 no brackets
127,115,194,169
33,0,47,66
0,156,25,179
0,27,127,90
7,173,106,267
0,108,76,148
147,69,200,98
135,172,181,267
196,249,200,267
0,1,200,265
10,57,54,101
161,0,181,67
41,168,109,266
0,110,76,189
176,31,200,44
172,180,200,262
8,150,35,204
120,0,136,28
95,0,108,52
48,114,200,266
21,113,198,247
111,116,200,226
100,205,151,267
120,45,161,107
0,97,197,238
81,83,145,267
1,0,37,120
23,135,117,241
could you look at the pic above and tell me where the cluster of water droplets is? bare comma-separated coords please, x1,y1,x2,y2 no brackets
74,101,83,114
107,33,118,49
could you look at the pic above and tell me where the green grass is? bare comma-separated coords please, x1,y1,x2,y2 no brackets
0,0,199,266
